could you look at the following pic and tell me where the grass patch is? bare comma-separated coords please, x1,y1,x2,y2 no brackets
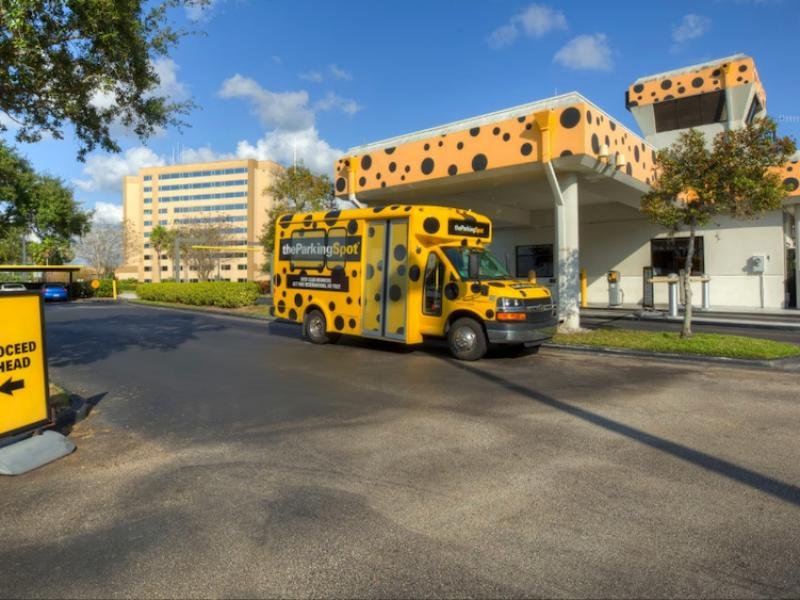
552,329,800,360
130,298,272,320
49,383,70,411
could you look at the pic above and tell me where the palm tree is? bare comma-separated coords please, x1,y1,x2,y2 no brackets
149,225,173,282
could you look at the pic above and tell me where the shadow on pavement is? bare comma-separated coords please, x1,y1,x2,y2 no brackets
443,357,800,508
46,313,225,368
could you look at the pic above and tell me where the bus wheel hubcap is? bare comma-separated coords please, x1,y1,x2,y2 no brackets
454,327,476,351
309,316,324,338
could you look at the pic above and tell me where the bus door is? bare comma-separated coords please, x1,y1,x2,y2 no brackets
362,219,408,341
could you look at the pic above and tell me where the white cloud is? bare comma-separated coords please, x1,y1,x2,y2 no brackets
315,92,362,116
92,201,123,223
185,0,222,22
219,74,314,131
152,57,188,100
553,34,613,71
488,4,567,49
672,14,711,50
74,146,165,193
299,70,323,83
329,64,352,81
234,127,342,174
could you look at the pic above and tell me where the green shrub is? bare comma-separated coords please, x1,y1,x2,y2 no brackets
137,281,260,308
117,278,138,292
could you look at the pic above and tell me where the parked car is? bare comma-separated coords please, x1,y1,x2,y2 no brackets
42,283,69,302
0,282,27,292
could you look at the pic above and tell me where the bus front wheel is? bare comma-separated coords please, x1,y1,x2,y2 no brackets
447,317,487,361
303,309,338,344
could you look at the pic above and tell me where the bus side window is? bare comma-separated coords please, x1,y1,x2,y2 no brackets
423,252,444,316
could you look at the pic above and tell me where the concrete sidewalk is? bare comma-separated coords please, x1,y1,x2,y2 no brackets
582,305,800,330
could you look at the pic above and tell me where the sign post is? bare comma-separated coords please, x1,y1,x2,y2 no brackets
0,292,74,475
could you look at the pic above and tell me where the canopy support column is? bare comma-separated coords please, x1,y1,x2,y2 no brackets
544,165,580,330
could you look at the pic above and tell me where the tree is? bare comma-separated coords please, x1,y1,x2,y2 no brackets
0,0,201,160
642,118,796,337
74,219,138,277
149,224,174,282
178,217,235,281
260,164,336,267
29,237,72,265
0,141,92,261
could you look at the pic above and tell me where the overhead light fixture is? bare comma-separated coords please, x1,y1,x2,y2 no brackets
599,144,609,159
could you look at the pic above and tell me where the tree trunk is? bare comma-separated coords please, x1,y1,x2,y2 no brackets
153,247,161,283
681,224,696,338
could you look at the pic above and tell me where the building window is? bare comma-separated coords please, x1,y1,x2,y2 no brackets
173,203,248,214
143,175,152,181
143,186,152,192
144,197,152,204
159,208,168,214
144,266,152,272
221,264,231,271
158,179,247,191
143,220,152,226
144,278,151,282
158,191,248,203
237,264,247,270
159,220,168,225
161,254,167,260
515,244,553,278
653,91,727,133
651,237,705,276
237,278,247,282
157,167,248,180
143,254,151,261
144,209,152,215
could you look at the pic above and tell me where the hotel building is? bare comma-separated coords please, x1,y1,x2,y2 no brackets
118,159,281,282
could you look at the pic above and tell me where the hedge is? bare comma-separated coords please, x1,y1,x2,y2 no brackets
136,281,260,308
68,279,115,298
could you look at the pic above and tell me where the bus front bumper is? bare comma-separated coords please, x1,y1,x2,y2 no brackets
485,320,557,345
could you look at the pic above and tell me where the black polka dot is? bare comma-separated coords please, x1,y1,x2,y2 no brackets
626,163,632,176
421,157,434,175
397,265,406,276
444,283,459,300
288,309,297,320
591,133,600,154
347,220,358,234
409,265,421,281
349,318,356,329
492,126,500,135
678,86,685,94
323,210,340,225
517,116,526,123
560,150,573,157
559,107,581,128
376,259,383,272
389,285,402,302
376,172,381,180
361,155,372,170
587,110,593,124
423,217,440,234
525,123,532,130
424,143,430,151
366,264,374,279
633,84,644,93
664,95,674,101
784,177,799,192
738,64,748,72
712,68,721,77
605,135,610,146
457,142,464,150
294,293,303,307
692,77,704,88
448,164,458,176
469,127,480,137
368,226,375,237
307,294,312,302
277,300,286,313
346,296,352,305
374,292,381,302
385,147,395,154
610,121,617,131
274,274,282,286
334,316,344,331
394,244,407,261
502,132,510,142
396,326,404,335
520,143,532,157
661,79,672,90
404,165,410,173
358,176,366,187
438,140,443,147
335,177,346,192
388,162,397,172
634,146,640,162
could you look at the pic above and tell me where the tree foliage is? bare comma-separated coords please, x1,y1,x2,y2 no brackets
642,117,796,337
260,164,336,267
149,223,174,282
0,141,91,262
75,219,137,277
0,0,200,160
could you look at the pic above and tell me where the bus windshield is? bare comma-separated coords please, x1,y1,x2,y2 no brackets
442,247,512,280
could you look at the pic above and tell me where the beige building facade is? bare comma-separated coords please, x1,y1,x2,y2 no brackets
118,159,281,282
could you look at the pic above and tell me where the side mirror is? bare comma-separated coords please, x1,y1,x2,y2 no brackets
468,252,481,280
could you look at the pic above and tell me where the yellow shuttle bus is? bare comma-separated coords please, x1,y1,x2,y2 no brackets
271,205,556,360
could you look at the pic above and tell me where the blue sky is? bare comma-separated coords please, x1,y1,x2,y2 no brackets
2,0,798,222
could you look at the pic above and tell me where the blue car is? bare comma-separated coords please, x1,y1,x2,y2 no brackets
42,283,69,302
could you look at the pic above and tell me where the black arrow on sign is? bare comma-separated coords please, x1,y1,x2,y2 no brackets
0,377,24,396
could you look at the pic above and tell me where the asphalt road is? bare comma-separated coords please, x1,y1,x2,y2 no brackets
1,302,799,598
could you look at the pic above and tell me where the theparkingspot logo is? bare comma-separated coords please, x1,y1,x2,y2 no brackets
448,219,490,238
279,236,361,261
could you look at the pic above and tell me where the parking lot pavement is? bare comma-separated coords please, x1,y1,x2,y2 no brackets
0,302,798,598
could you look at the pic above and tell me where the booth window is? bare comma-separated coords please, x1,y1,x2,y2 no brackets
515,244,553,278
325,227,347,269
651,237,705,275
653,91,727,133
746,97,763,125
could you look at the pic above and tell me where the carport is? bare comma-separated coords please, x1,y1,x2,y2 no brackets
333,93,655,329
0,265,82,298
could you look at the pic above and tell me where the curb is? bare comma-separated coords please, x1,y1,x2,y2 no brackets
582,310,800,331
542,342,800,372
124,299,274,323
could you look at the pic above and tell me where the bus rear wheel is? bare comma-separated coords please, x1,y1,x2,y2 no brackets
448,317,487,361
303,309,338,344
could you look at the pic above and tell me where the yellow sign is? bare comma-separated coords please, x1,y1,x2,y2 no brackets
90,279,100,289
0,293,50,438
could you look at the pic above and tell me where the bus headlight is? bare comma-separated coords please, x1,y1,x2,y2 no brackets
497,297,523,309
